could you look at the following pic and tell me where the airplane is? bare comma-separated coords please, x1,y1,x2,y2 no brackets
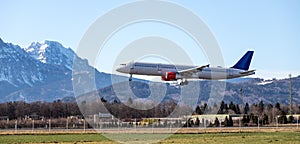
116,51,255,85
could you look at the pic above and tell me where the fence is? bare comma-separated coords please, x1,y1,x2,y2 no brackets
0,114,299,133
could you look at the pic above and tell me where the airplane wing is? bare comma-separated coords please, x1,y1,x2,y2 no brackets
239,69,256,75
178,64,209,76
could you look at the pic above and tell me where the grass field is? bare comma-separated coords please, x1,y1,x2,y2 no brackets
0,134,111,144
1,132,300,144
163,132,300,144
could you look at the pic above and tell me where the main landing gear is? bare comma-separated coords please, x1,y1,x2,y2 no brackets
177,79,189,86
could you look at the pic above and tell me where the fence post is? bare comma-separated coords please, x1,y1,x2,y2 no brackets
152,118,154,134
49,119,51,132
297,116,299,129
14,120,17,133
170,119,172,133
32,120,34,132
66,117,69,130
135,118,137,132
258,117,260,129
6,118,9,127
276,116,278,128
239,118,241,130
83,119,86,133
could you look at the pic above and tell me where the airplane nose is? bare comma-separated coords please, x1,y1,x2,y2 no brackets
116,66,126,73
116,63,128,73
116,67,122,72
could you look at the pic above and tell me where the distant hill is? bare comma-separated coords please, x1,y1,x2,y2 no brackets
79,76,300,106
226,77,254,83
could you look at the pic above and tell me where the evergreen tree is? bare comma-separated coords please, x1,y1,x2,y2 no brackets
195,105,202,115
202,103,208,112
262,114,269,124
236,104,241,114
287,115,294,123
275,102,281,110
242,115,250,126
195,117,200,126
214,117,220,127
228,116,234,126
229,101,237,113
244,103,250,114
267,104,273,110
218,101,225,114
258,100,264,114
224,116,229,127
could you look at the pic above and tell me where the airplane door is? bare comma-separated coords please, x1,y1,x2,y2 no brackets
129,61,136,73
157,64,162,74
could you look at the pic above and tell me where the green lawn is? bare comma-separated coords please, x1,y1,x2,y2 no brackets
0,134,112,144
162,132,300,144
0,132,300,144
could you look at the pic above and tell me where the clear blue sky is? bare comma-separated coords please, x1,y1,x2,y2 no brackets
1,0,299,79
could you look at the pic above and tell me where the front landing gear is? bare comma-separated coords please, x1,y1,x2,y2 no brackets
129,74,132,81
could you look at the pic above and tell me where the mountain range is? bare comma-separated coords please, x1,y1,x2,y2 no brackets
0,38,125,102
0,38,299,105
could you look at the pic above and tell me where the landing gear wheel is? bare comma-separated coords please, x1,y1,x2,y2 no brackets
129,74,132,81
182,79,188,85
178,79,188,86
177,79,183,85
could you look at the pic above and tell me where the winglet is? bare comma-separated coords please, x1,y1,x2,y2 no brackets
231,51,254,70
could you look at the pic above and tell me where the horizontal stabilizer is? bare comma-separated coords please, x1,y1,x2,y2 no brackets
240,69,256,75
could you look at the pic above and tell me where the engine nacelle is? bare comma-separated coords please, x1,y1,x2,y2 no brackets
161,72,180,81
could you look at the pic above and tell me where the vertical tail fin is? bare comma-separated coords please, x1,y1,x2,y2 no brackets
231,51,254,70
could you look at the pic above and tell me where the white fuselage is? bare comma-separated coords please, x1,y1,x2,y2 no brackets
116,62,254,80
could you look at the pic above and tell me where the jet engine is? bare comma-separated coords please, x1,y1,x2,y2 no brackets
161,72,179,81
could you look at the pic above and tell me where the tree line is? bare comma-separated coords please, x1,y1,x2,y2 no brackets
0,98,299,126
0,100,82,119
192,100,300,126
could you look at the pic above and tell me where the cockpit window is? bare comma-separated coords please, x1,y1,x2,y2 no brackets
120,64,126,66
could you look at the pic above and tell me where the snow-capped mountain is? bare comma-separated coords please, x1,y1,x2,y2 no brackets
0,38,126,102
0,38,75,101
0,38,44,87
24,40,75,70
